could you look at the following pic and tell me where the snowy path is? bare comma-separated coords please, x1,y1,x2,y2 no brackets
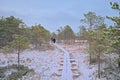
54,44,73,80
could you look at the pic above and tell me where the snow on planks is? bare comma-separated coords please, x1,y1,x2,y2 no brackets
54,44,80,80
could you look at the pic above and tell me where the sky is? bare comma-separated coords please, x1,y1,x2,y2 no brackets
0,0,120,33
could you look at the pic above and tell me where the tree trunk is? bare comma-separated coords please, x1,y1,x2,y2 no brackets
90,52,92,64
98,52,100,79
18,49,20,71
118,62,120,68
118,55,120,68
98,49,101,79
89,41,92,64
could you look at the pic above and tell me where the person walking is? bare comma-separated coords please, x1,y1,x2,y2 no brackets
53,38,56,43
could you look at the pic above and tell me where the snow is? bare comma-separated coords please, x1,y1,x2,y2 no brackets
60,43,99,80
55,44,73,80
0,48,61,79
0,43,100,80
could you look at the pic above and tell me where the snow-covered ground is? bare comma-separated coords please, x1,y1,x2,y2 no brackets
59,43,99,80
0,43,107,80
0,45,64,80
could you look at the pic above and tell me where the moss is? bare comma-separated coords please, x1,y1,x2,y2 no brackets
0,64,34,80
8,65,34,80
0,67,7,78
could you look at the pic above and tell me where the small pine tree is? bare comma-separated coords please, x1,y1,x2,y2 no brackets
10,34,29,69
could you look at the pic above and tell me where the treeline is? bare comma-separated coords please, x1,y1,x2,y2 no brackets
0,16,51,50
55,25,75,44
0,16,51,67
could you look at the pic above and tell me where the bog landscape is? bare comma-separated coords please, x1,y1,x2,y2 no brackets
0,1,120,80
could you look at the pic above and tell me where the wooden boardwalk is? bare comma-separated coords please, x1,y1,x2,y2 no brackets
55,44,80,80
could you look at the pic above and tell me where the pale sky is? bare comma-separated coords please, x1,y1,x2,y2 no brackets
0,0,120,32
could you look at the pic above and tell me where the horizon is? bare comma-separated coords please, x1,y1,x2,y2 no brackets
0,0,120,33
